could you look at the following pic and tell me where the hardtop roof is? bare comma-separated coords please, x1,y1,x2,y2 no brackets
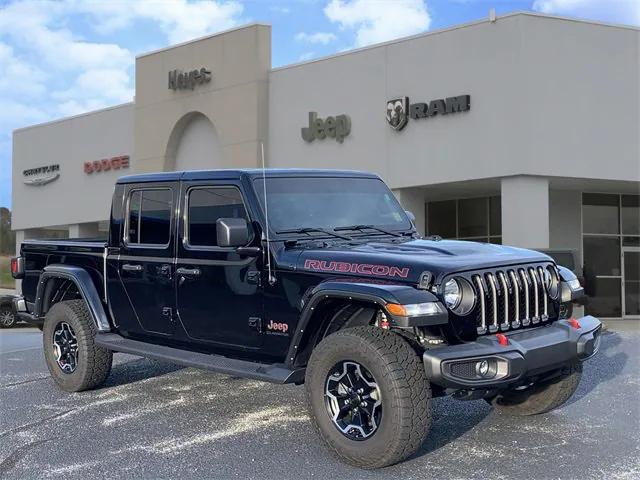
116,168,380,184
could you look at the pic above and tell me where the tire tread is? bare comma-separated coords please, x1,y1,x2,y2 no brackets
306,326,431,469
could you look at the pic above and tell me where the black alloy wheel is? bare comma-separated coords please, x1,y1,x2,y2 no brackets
325,360,382,440
52,321,79,374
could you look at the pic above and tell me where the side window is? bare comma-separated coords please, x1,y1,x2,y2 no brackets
127,188,172,246
187,186,248,247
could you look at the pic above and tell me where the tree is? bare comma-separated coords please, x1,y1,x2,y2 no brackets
0,207,16,255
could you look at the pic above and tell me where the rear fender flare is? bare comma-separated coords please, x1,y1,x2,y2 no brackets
34,264,111,332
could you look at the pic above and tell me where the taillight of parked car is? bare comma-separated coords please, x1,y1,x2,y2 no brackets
10,256,25,279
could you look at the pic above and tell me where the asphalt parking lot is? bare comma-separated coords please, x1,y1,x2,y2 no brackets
1,325,639,480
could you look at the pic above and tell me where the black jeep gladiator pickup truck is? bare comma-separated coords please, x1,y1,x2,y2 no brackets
11,169,601,468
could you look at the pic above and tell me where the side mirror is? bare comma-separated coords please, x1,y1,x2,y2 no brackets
217,218,249,247
405,210,416,223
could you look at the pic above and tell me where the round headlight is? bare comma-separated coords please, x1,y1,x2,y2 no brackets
444,279,462,309
547,266,560,299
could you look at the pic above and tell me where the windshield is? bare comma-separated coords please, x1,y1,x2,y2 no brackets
253,176,412,235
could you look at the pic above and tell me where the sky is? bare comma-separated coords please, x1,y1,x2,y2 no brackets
1,0,639,210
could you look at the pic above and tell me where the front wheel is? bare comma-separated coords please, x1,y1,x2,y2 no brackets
488,363,582,416
43,300,113,392
305,326,432,469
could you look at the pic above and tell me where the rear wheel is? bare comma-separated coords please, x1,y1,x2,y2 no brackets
43,300,113,392
488,363,582,416
305,326,431,469
0,305,16,328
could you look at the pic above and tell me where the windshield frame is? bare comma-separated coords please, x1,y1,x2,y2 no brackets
251,175,414,241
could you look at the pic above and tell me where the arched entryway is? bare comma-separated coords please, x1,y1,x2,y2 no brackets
165,112,223,171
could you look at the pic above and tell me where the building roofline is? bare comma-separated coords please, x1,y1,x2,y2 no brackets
136,22,271,59
13,102,134,135
271,10,639,73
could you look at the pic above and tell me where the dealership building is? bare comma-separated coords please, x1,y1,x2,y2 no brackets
11,12,640,319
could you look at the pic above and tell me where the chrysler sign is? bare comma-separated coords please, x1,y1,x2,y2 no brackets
386,94,470,131
23,164,60,186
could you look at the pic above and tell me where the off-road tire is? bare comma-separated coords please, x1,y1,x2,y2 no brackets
305,326,431,469
488,363,582,416
0,304,16,328
43,300,112,392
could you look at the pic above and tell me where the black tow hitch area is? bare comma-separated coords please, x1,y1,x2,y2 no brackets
450,389,496,401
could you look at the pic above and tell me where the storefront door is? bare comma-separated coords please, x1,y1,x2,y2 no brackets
622,247,640,318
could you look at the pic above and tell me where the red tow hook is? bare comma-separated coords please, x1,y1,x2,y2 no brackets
568,318,581,329
496,333,509,346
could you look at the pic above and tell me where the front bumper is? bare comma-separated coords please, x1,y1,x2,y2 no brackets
423,316,601,390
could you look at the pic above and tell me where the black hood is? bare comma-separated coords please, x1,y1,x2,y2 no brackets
279,238,552,284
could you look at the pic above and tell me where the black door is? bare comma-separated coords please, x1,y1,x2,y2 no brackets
117,184,177,337
175,182,263,350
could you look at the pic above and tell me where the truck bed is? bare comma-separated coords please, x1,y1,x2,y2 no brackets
20,238,108,306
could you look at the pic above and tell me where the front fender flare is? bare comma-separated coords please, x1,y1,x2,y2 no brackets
285,280,447,367
35,264,111,332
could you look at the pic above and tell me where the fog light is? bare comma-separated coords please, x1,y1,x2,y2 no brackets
475,359,497,379
476,360,490,377
447,357,505,381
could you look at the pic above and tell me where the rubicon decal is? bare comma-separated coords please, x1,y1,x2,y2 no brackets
266,320,289,335
304,259,409,278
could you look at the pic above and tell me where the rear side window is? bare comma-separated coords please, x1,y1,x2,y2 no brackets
187,186,248,247
127,189,172,246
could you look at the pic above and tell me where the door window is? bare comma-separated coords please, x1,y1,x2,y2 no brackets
186,186,249,248
126,189,172,246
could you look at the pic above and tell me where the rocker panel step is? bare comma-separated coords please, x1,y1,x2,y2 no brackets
95,333,304,384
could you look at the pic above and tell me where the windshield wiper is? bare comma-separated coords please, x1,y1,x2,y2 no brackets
276,227,353,240
334,224,403,237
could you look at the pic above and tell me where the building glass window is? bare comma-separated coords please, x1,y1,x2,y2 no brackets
621,195,639,236
490,196,501,236
427,200,456,238
582,193,639,319
583,193,619,234
624,251,640,316
127,189,172,246
426,196,501,243
187,187,248,247
458,198,487,237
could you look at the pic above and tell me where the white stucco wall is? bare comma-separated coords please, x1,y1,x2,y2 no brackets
268,14,639,189
12,103,134,231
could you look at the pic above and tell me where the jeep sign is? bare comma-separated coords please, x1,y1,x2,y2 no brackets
301,112,351,143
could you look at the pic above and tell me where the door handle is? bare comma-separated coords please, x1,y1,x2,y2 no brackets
122,264,143,272
176,267,201,277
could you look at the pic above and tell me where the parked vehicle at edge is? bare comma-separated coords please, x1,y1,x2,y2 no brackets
0,295,17,328
11,169,600,468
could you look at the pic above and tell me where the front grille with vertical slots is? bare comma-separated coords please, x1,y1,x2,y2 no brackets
471,264,558,335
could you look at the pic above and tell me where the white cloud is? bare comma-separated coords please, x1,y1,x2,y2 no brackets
532,0,640,26
324,0,431,47
75,0,245,44
0,0,245,208
295,31,338,45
